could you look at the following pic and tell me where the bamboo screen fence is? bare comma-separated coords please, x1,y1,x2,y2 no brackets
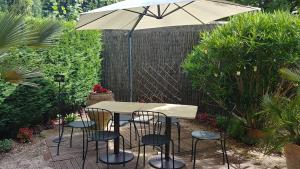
101,24,218,107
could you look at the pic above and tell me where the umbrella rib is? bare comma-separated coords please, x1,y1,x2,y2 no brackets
162,1,194,18
174,3,205,24
144,7,158,18
76,10,117,30
129,6,150,34
161,4,170,16
123,9,157,18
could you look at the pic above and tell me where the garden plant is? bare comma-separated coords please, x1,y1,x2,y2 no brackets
260,67,300,168
183,11,300,143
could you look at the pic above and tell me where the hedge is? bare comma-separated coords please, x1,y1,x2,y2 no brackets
0,19,102,138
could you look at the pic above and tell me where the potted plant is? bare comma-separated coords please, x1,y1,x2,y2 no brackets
86,84,114,106
86,84,114,130
260,68,300,169
64,113,79,124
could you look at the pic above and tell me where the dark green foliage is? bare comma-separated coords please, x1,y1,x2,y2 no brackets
0,18,102,139
0,79,56,138
0,139,13,152
216,116,249,143
183,12,300,129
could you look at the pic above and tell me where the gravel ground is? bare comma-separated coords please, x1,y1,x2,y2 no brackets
0,130,54,169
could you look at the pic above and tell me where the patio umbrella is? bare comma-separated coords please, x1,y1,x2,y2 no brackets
77,0,260,101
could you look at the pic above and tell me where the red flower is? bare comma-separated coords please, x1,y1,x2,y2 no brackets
93,84,110,93
17,127,33,143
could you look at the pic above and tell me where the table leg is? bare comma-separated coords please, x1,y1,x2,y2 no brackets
98,112,134,165
165,117,171,159
148,116,185,169
114,113,120,154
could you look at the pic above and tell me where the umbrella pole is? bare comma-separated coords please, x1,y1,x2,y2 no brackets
128,32,133,102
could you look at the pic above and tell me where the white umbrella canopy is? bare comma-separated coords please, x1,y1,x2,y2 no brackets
76,0,260,30
76,0,260,102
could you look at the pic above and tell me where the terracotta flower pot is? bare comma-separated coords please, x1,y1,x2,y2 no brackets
285,143,300,169
86,92,114,106
86,92,115,130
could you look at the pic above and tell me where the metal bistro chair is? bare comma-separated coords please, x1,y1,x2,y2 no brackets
132,110,175,169
191,104,236,169
80,108,126,169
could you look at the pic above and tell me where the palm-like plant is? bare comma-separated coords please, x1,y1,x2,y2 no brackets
260,67,300,153
0,4,61,86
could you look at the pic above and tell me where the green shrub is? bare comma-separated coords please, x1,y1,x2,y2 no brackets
183,11,300,129
0,139,13,152
0,18,102,139
216,115,249,143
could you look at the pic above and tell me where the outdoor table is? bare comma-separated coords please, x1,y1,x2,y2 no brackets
88,101,198,168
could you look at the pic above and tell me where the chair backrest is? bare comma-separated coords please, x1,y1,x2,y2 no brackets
132,110,167,141
79,107,114,134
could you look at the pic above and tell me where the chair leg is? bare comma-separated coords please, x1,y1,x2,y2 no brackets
129,122,132,149
170,140,175,169
136,144,141,169
143,145,146,166
82,132,89,169
160,145,163,169
96,141,99,163
70,127,74,148
82,130,85,160
106,141,109,169
193,139,199,169
120,135,126,167
176,123,181,152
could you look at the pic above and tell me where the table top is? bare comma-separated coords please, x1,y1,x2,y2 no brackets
87,101,198,119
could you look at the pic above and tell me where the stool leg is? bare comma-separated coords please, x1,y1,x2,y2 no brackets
223,139,229,169
193,139,199,169
220,139,225,164
70,127,74,148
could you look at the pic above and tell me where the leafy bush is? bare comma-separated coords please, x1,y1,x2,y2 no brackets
0,18,102,139
216,115,249,143
0,139,13,152
183,12,300,129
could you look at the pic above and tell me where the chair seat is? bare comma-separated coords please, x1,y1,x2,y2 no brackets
68,121,95,128
142,134,170,146
192,131,220,140
90,131,119,141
